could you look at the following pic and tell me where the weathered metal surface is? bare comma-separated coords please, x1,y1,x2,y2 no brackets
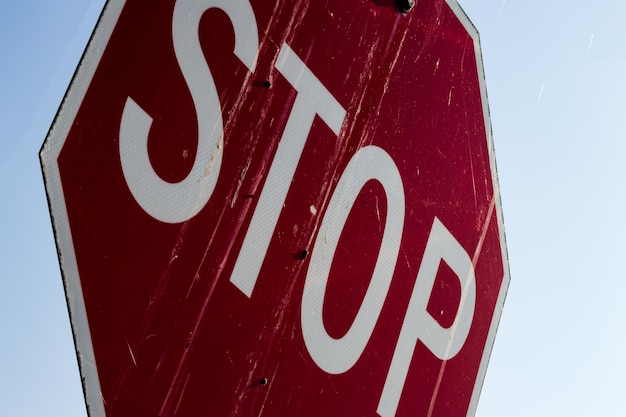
40,1,509,416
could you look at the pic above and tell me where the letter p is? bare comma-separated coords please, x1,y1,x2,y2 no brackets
377,217,477,417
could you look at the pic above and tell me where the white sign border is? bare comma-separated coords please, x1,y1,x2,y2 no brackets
39,1,510,416
40,1,125,416
447,0,512,415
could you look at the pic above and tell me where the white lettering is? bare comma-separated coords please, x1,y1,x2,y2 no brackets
119,0,259,223
230,42,346,297
116,5,478,410
377,217,476,417
301,145,405,374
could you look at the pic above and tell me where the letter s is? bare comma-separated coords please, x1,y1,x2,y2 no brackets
119,0,259,223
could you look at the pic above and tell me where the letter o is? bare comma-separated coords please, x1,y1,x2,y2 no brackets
301,145,405,374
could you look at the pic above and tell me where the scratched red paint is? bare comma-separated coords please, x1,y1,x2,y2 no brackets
43,0,509,416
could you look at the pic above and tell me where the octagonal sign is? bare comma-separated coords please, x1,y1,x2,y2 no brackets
41,0,510,416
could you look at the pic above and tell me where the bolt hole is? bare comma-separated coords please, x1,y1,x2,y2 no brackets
293,250,308,260
395,0,415,13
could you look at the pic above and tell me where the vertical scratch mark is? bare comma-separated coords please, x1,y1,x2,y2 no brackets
242,239,308,416
382,14,402,58
426,198,496,416
173,372,192,416
162,263,224,416
468,140,478,209
126,340,137,367
460,40,467,78
162,201,238,415
256,367,279,417
471,197,496,275
185,204,228,298
229,361,259,417
375,195,381,232
427,360,447,417
382,16,411,97
230,157,252,208
111,221,191,404
149,351,167,386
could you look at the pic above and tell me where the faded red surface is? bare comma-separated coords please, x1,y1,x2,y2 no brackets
54,0,506,416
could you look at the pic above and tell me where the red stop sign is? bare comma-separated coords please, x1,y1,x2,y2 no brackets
41,1,510,417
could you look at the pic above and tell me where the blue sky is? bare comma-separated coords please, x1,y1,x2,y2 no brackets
1,2,105,416
2,0,626,416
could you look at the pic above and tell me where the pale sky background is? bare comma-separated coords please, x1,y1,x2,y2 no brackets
2,0,626,416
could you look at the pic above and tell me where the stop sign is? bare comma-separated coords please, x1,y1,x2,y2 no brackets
41,1,510,416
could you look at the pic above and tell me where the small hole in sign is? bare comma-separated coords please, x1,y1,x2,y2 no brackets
395,0,415,13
